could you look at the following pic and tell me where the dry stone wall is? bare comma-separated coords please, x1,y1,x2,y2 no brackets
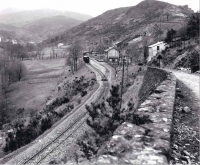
96,68,176,165
138,67,168,106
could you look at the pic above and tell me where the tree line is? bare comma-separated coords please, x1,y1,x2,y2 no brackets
0,45,28,127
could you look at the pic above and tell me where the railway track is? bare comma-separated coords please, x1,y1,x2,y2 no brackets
21,62,110,164
88,63,110,98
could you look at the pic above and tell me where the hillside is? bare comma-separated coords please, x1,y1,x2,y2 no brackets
62,11,93,22
0,9,92,27
0,23,41,42
23,15,82,39
49,0,193,47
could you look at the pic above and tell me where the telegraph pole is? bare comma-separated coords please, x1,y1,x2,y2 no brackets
120,57,125,108
126,56,129,83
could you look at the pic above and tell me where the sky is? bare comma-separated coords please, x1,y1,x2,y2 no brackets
0,0,199,16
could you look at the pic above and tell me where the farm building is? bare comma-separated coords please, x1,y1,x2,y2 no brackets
92,51,98,56
105,47,120,62
57,43,64,48
148,41,168,62
12,40,17,44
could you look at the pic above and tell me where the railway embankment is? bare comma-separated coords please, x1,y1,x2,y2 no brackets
1,60,109,164
96,67,177,165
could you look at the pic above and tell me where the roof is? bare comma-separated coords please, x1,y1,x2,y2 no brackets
113,41,122,45
148,41,166,48
108,56,119,59
105,46,118,52
128,36,142,44
172,37,182,42
83,51,91,55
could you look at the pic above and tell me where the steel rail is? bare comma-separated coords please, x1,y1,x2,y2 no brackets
23,62,109,164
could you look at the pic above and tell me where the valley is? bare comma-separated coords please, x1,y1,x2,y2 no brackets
0,0,199,164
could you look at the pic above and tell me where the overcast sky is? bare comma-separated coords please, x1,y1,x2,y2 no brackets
0,0,199,16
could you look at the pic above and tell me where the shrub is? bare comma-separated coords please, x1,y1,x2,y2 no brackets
126,82,132,88
138,67,142,72
68,104,74,110
176,49,182,52
41,116,53,132
77,131,100,160
77,98,81,104
52,96,69,106
81,91,87,97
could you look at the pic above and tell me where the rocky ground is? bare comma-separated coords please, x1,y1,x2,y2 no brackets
170,79,199,165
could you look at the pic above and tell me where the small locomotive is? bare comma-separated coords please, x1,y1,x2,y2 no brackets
83,56,90,63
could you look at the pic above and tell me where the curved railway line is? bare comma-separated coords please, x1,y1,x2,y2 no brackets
20,62,110,164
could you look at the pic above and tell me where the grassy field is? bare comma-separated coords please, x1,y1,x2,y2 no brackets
5,59,66,121
0,58,66,158
42,46,69,59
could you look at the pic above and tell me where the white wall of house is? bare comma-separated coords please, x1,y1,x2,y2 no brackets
107,49,119,59
57,43,64,48
148,42,166,62
12,40,17,44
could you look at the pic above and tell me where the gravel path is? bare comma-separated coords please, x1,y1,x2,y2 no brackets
171,76,200,164
170,70,200,164
171,70,200,99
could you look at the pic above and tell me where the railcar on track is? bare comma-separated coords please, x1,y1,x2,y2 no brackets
83,56,90,63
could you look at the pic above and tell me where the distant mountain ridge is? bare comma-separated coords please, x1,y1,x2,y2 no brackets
0,23,41,42
48,0,193,47
0,9,93,42
0,9,92,26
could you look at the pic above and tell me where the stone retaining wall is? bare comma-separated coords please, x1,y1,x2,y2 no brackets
138,67,168,106
96,68,176,165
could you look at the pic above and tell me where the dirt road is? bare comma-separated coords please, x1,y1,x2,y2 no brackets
170,70,200,164
171,70,200,99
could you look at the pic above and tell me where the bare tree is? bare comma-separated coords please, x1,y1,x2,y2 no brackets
126,43,141,64
14,61,27,81
142,37,149,64
96,44,106,55
66,56,74,75
179,26,187,49
68,41,83,72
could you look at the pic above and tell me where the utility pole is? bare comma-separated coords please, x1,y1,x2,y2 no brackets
120,57,125,108
159,16,161,41
126,56,129,83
